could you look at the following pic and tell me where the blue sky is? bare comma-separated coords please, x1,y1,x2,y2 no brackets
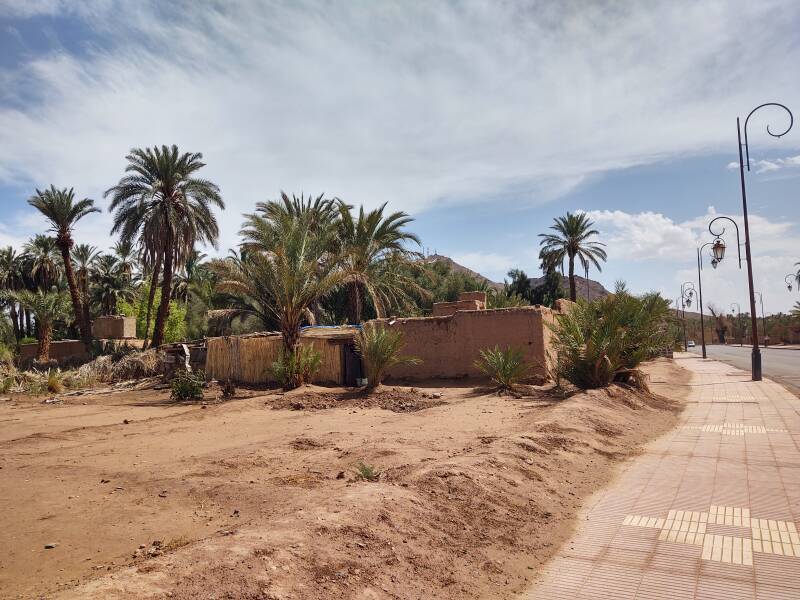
1,0,799,312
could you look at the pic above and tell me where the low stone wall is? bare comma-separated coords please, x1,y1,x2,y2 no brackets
369,304,566,382
19,340,89,366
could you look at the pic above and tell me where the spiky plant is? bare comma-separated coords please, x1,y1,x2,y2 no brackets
13,290,72,362
474,346,530,390
549,283,672,389
539,212,607,302
106,145,224,348
337,201,427,323
355,325,420,391
28,186,99,342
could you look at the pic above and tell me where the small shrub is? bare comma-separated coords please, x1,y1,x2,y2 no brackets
474,346,530,390
354,462,380,482
170,369,205,401
0,343,14,366
19,336,37,345
46,369,65,394
269,345,322,389
549,284,671,389
221,378,236,399
355,325,421,391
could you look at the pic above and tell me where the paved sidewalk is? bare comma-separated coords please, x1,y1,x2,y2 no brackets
524,354,800,599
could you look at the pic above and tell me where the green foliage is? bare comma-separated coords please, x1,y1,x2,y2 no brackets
269,345,323,389
19,336,38,345
355,325,421,390
163,302,188,343
0,342,14,366
129,284,187,344
117,299,136,317
549,284,673,389
474,346,530,390
354,462,380,482
170,369,205,401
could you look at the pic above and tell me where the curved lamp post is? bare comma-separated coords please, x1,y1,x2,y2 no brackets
786,273,798,292
734,102,793,380
680,282,696,351
696,241,717,358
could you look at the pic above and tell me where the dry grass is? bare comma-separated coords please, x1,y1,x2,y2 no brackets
77,349,164,383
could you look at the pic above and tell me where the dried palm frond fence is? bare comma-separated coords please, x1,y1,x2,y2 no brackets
205,327,362,386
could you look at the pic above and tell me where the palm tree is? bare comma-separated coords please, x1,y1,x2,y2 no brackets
539,212,607,302
13,289,71,361
90,254,135,315
172,249,207,303
105,145,224,347
336,201,425,322
212,210,344,366
113,240,138,282
71,244,100,331
0,247,24,340
22,235,63,291
27,186,99,342
792,301,800,321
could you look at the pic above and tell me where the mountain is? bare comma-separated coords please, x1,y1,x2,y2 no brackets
425,254,611,299
528,274,610,301
423,254,504,291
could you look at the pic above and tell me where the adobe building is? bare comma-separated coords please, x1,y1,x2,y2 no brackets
368,292,571,382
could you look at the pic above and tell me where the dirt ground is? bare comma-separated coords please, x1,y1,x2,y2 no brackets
0,359,688,600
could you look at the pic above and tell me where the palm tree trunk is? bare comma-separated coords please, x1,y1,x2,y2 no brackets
25,310,32,337
349,282,362,324
568,254,576,301
151,244,173,348
281,314,302,389
81,277,91,342
38,323,51,362
9,303,20,340
142,259,161,349
58,244,89,342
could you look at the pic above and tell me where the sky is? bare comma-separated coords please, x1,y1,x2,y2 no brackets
1,0,799,313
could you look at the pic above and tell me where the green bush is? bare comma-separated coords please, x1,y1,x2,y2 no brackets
474,346,530,390
355,325,420,390
354,462,380,482
0,343,14,366
269,345,323,389
19,336,37,345
549,284,673,389
170,369,205,401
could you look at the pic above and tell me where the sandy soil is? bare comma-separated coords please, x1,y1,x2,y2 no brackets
0,359,688,600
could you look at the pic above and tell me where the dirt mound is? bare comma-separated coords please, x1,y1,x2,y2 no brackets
266,386,447,412
3,359,688,600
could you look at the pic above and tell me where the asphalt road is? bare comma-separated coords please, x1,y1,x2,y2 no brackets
688,344,800,395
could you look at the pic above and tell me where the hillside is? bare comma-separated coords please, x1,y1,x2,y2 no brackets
425,254,611,299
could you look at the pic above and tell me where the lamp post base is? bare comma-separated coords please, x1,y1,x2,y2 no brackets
751,347,762,381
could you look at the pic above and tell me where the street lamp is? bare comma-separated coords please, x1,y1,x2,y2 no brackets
786,274,798,292
754,291,767,347
695,241,717,359
680,282,696,351
734,102,794,380
730,302,743,347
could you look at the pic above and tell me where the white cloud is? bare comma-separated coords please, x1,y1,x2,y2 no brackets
450,252,513,280
585,207,799,313
1,0,799,255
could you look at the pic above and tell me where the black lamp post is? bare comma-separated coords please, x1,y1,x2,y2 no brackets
785,274,798,292
680,282,696,351
730,302,743,347
734,102,793,380
696,241,718,359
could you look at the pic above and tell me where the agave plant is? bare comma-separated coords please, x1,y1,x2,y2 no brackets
355,324,420,391
549,283,672,389
474,346,530,390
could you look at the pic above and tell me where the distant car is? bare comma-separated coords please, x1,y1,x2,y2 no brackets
687,340,696,348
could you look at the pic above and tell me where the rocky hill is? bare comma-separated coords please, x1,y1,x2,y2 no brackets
425,254,610,299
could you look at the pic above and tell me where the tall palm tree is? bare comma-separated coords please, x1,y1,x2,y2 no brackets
22,235,63,291
28,186,99,342
105,145,224,347
792,301,800,321
71,244,100,332
212,210,344,376
336,201,425,322
90,254,134,315
13,289,71,361
172,249,207,303
538,212,607,302
0,247,24,340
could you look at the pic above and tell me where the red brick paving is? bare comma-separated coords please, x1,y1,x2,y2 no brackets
524,354,800,600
